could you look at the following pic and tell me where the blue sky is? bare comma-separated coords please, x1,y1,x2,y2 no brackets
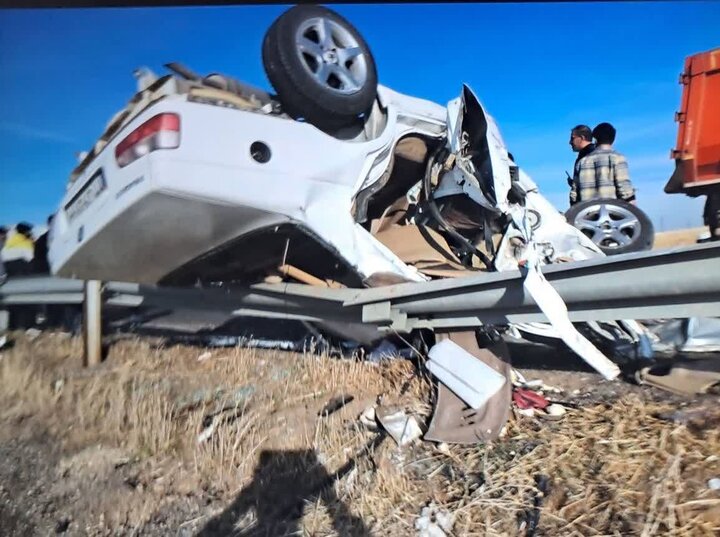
1,2,719,231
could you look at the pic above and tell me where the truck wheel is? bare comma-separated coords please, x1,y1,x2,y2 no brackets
262,5,378,130
566,199,654,255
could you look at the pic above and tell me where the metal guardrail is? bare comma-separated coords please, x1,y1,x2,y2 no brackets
2,242,720,332
0,276,85,305
349,241,720,329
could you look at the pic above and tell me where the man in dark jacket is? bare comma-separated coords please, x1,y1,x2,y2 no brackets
32,215,54,274
568,124,595,205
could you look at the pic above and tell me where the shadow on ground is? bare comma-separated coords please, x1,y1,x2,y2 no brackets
196,449,370,537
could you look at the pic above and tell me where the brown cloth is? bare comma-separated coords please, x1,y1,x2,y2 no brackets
424,331,512,444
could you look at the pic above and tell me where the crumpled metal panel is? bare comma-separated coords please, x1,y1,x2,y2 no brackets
651,317,720,353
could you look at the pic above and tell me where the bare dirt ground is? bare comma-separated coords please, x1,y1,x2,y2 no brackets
1,332,719,536
653,227,706,249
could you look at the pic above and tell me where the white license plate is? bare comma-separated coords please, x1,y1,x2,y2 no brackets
65,170,107,222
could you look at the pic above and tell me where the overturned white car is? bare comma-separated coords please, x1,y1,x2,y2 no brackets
50,5,605,287
47,5,651,442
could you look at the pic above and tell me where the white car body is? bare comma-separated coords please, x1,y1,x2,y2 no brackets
49,75,600,287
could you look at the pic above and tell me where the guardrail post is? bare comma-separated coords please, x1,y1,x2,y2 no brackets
0,309,8,333
83,280,102,366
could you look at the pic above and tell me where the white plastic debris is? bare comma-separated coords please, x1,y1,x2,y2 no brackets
25,328,42,341
522,252,620,380
426,339,506,409
53,379,65,395
708,478,720,491
197,351,212,362
197,418,217,444
511,368,528,386
540,403,567,421
359,406,378,430
376,408,423,446
517,408,536,418
415,503,455,537
511,369,563,394
546,404,567,417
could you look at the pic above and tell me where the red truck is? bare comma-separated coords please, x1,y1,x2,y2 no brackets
665,46,720,239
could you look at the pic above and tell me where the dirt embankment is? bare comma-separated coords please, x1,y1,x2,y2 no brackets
1,332,719,536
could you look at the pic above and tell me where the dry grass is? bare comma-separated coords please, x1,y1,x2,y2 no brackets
1,331,719,535
653,227,706,249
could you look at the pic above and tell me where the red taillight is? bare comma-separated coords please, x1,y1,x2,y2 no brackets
115,113,180,167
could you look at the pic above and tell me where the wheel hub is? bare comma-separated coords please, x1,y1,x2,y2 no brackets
322,49,338,64
573,202,642,250
294,16,368,94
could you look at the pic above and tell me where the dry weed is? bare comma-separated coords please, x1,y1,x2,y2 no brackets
1,331,718,535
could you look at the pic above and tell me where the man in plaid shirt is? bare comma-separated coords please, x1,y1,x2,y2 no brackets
569,122,636,205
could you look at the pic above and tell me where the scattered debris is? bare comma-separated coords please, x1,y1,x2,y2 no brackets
0,334,8,350
517,408,536,418
366,339,402,363
199,409,246,443
376,406,423,446
318,394,354,418
513,388,549,410
52,379,65,395
194,385,256,443
512,369,563,394
414,503,454,537
636,358,720,395
424,333,512,444
196,351,211,362
708,478,720,491
648,317,720,353
359,406,379,432
426,339,507,409
4,331,720,535
197,418,220,444
543,403,567,420
25,328,42,341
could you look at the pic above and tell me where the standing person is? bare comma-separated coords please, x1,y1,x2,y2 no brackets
572,122,636,205
32,214,54,274
2,222,35,277
703,193,720,241
568,125,595,205
0,226,7,285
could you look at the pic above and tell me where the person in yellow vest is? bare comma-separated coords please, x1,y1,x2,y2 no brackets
1,222,35,277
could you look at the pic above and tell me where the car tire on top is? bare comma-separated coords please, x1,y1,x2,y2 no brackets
262,4,378,131
565,198,654,255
